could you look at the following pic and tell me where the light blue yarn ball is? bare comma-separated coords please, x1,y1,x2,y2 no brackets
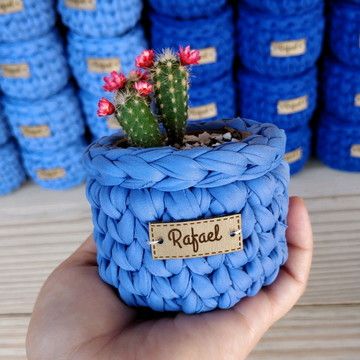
83,118,290,314
67,26,147,95
0,30,69,100
3,85,85,152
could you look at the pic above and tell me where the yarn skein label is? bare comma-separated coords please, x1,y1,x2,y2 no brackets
65,0,96,10
150,214,242,260
37,168,66,180
285,148,303,164
87,58,121,73
355,94,360,107
188,103,218,121
197,47,217,65
350,145,360,158
21,125,51,138
1,63,30,78
277,95,308,115
271,39,307,57
0,0,23,14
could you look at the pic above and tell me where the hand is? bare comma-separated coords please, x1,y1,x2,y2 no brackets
27,197,313,360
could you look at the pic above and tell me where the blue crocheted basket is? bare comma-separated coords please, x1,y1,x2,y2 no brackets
0,141,26,196
285,126,311,175
237,2,324,76
317,114,360,172
322,58,360,124
3,85,85,152
188,72,235,124
0,0,55,43
237,67,317,129
329,1,360,67
0,107,10,146
0,30,69,100
22,139,87,190
149,0,226,19
83,118,290,314
67,26,147,95
58,0,142,38
151,6,234,85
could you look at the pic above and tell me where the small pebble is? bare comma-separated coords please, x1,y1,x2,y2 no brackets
223,132,232,141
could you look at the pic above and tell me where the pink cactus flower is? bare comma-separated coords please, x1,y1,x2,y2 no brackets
103,71,127,92
135,49,155,68
134,81,153,96
129,69,149,81
179,46,201,65
97,98,115,116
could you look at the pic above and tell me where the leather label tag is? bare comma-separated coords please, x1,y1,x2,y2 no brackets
188,103,217,121
87,58,121,73
277,95,308,115
37,168,66,180
271,39,307,57
21,125,51,138
0,0,23,14
355,94,360,107
1,63,30,78
285,147,303,164
65,0,96,10
150,214,242,260
197,47,217,65
350,145,360,158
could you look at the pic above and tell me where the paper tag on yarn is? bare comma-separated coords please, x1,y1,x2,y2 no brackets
277,95,308,115
150,214,242,260
350,145,360,158
65,0,96,10
21,125,51,138
285,148,302,164
271,39,307,57
87,58,121,73
1,63,30,78
37,168,66,180
197,47,217,65
107,117,122,130
0,0,23,14
355,94,360,107
188,103,218,121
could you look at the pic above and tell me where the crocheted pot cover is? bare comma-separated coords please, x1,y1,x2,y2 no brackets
317,114,360,172
237,67,317,129
237,3,324,76
0,0,55,43
0,30,69,100
322,58,360,123
83,118,290,314
3,85,85,152
188,71,235,124
150,6,234,85
67,26,147,95
285,126,311,175
149,0,227,19
58,0,142,38
0,141,26,196
0,106,10,146
23,139,87,190
329,1,360,67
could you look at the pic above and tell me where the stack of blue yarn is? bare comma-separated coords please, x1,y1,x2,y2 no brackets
317,1,360,172
0,0,86,190
236,0,325,174
58,0,147,139
149,0,236,124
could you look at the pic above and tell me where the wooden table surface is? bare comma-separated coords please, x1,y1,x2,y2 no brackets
1,161,360,359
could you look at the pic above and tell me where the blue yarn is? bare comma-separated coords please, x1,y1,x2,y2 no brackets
0,30,69,100
0,106,10,146
67,26,147,95
237,67,317,129
58,0,142,38
322,58,360,124
0,141,26,196
317,113,360,172
188,72,235,124
149,0,227,19
236,2,324,76
150,6,234,85
242,0,323,15
329,1,360,68
0,0,55,43
83,118,289,313
285,126,311,175
3,85,85,152
22,139,87,190
79,90,124,139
